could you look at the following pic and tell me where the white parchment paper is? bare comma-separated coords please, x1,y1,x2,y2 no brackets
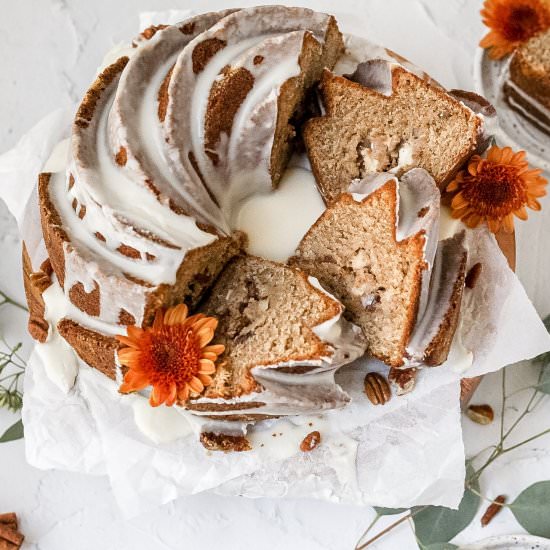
0,7,549,519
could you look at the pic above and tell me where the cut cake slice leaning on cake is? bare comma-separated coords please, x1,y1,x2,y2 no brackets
303,60,484,203
186,255,366,419
503,28,550,135
290,169,467,368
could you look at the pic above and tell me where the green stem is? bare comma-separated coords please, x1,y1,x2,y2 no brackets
355,513,381,550
355,507,427,550
500,368,506,442
501,428,550,455
356,513,412,550
466,483,512,508
0,291,28,312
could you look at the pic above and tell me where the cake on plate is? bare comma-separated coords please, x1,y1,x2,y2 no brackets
22,5,495,441
503,28,550,135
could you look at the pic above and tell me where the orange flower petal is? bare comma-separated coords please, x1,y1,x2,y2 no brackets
189,376,204,394
164,384,178,407
203,344,225,354
446,180,460,193
197,328,214,347
178,385,190,403
503,214,515,233
198,374,213,386
116,334,140,348
515,206,528,220
451,192,469,209
126,325,145,341
165,303,188,326
199,358,216,374
480,0,550,59
488,217,501,233
152,310,165,332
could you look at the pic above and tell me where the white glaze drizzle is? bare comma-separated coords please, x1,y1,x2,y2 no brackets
234,165,326,262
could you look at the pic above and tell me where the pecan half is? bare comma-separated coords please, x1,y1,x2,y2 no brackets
364,372,391,405
466,404,494,425
0,512,24,549
300,431,321,452
481,495,506,526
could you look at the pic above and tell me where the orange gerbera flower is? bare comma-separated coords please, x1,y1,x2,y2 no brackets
480,0,550,59
447,146,547,233
116,304,224,407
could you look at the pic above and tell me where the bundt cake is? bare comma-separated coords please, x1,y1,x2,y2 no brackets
23,6,494,429
28,6,369,418
503,28,550,135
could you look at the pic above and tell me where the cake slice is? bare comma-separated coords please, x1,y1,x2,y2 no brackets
304,60,483,203
186,255,366,417
290,169,442,368
503,28,550,135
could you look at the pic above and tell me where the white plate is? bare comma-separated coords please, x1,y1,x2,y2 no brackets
461,534,550,550
473,46,550,172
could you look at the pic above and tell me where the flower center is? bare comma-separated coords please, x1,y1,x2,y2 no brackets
147,325,202,386
463,163,527,217
505,4,546,41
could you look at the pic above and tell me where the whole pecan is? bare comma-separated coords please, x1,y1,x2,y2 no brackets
364,372,391,405
467,404,494,425
481,495,506,526
300,431,321,452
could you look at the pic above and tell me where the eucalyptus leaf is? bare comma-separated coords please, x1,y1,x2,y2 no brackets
413,465,480,545
0,418,24,443
373,507,408,516
533,315,550,374
534,366,550,395
418,544,458,550
510,481,550,537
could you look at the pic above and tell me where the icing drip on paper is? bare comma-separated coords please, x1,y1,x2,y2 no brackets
36,278,79,393
132,396,193,444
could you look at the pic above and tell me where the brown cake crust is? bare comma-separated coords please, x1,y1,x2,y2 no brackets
421,245,467,367
38,172,245,328
57,319,122,380
22,243,52,343
269,17,344,185
200,431,252,452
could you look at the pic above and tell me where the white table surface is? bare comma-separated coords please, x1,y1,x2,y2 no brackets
1,1,550,548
